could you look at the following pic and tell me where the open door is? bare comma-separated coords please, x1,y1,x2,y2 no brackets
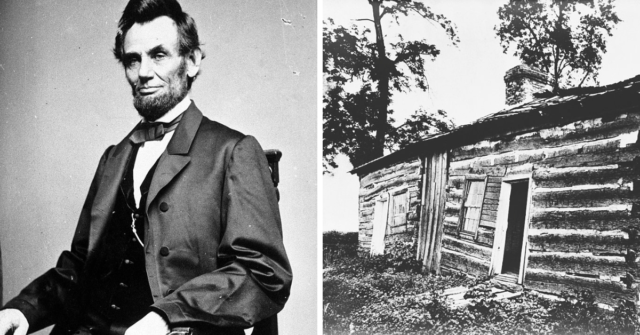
370,192,390,255
490,175,532,284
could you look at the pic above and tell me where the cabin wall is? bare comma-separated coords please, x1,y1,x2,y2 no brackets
357,158,422,251
444,111,640,305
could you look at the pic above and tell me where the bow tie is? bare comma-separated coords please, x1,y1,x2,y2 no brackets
129,114,183,144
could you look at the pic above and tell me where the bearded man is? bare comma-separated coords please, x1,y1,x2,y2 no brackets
0,1,292,334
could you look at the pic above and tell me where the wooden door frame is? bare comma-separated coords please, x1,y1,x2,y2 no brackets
489,173,533,284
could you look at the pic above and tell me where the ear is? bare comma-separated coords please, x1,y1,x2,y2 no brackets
186,49,202,78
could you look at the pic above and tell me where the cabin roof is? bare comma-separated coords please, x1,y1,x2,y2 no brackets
351,74,640,175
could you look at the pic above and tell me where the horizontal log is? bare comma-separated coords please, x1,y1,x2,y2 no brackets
506,162,534,176
361,208,374,216
449,188,463,202
445,202,461,216
443,221,459,236
442,236,492,261
532,187,638,209
448,176,465,189
441,249,490,277
527,252,629,277
530,209,640,230
534,166,638,188
359,234,372,243
389,225,408,235
360,159,422,185
540,146,640,169
525,268,635,306
476,227,495,246
528,231,630,253
450,166,507,177
451,114,640,162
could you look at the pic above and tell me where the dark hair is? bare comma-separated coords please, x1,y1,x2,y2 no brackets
113,0,205,63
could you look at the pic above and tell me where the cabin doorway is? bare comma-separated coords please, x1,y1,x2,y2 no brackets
502,181,529,274
490,175,532,284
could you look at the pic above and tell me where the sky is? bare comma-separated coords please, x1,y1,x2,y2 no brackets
322,0,640,232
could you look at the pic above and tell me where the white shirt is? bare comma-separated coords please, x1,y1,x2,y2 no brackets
133,95,191,208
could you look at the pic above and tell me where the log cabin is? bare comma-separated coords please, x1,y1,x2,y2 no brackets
351,65,640,305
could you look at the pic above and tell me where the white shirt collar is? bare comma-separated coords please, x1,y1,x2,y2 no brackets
144,95,191,123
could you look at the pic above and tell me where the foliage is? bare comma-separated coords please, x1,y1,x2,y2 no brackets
323,1,458,171
324,246,640,335
495,0,621,92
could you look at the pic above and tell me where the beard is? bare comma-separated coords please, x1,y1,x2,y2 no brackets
132,60,189,122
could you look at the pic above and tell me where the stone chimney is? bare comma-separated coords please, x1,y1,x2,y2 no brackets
504,65,552,106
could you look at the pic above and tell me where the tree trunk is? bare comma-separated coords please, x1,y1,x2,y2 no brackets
371,0,389,159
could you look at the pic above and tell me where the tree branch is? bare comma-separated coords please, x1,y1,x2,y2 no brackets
354,18,375,23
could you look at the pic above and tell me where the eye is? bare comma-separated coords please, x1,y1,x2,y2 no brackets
124,56,140,69
153,53,167,61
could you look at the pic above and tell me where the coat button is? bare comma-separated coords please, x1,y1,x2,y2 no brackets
124,259,133,265
159,202,169,212
160,247,170,256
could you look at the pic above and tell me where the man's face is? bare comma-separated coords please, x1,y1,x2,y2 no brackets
123,16,189,121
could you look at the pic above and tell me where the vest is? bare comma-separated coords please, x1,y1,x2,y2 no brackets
80,144,157,333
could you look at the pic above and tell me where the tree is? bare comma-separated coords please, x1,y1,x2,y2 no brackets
323,1,458,171
496,0,620,92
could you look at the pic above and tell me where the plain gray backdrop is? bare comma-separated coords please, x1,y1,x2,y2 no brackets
0,1,317,334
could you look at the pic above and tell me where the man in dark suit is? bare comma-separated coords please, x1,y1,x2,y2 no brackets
0,1,292,334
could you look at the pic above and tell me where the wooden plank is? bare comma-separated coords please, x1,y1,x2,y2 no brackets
484,191,501,200
525,268,635,306
483,203,499,211
484,197,499,205
440,248,490,277
528,232,629,253
442,236,492,261
527,252,628,277
481,210,498,222
417,157,428,260
534,166,638,188
486,185,501,193
488,176,503,184
530,209,640,230
532,188,640,209
433,151,449,274
479,219,496,229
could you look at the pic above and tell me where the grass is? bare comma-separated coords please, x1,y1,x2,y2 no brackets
323,232,640,335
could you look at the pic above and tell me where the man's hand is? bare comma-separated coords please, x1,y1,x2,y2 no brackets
125,311,170,335
0,309,28,335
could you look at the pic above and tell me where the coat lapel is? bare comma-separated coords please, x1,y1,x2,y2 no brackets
87,136,134,255
145,102,203,212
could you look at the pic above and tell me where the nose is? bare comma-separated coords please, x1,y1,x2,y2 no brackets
137,57,154,82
